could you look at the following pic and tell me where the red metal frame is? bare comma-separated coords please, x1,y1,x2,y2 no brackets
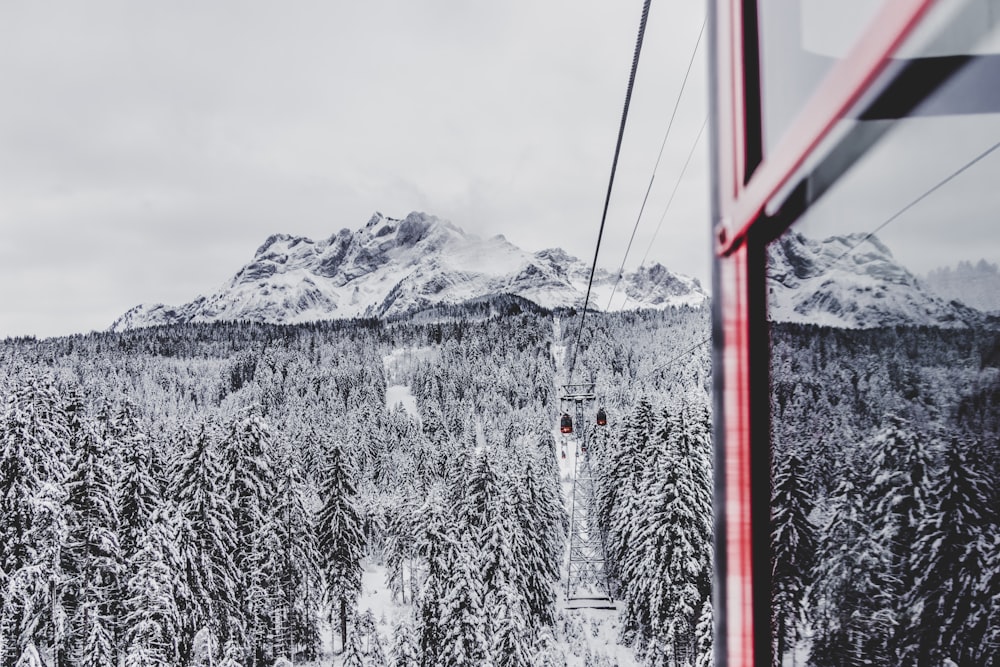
710,2,938,665
715,0,936,256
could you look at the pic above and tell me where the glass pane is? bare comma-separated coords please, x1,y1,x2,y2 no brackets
766,9,1000,667
757,0,888,154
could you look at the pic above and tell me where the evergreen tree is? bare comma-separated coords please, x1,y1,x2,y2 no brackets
124,509,185,667
437,535,490,667
903,439,997,666
414,489,456,666
866,418,932,661
80,605,116,667
390,618,420,667
694,598,713,667
810,477,893,667
0,375,71,664
315,438,366,653
771,451,815,664
271,458,324,662
220,410,281,664
168,421,238,660
62,410,123,665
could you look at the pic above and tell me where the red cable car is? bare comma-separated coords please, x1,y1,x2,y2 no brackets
559,413,573,434
596,408,607,426
711,1,999,664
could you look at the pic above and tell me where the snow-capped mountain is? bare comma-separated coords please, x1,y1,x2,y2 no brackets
112,212,706,331
767,232,977,329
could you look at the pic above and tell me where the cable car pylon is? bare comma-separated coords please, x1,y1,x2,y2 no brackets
560,382,615,609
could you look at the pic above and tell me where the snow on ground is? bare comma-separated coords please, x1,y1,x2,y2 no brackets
383,347,436,421
385,384,419,421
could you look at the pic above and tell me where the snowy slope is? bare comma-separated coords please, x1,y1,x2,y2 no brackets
111,212,707,331
767,232,977,329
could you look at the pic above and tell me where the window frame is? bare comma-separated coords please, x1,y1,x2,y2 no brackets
709,1,943,665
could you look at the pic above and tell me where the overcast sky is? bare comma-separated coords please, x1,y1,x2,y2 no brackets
0,1,710,339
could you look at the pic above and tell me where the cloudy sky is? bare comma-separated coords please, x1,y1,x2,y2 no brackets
0,1,710,338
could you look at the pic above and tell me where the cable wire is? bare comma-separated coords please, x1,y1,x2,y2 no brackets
567,0,653,381
615,115,708,311
606,14,707,311
825,138,1000,270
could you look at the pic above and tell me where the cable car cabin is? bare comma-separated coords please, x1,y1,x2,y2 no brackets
560,413,573,434
710,1,1000,665
596,408,607,426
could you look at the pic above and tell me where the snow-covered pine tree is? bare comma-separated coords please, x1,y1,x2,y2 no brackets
903,438,997,666
124,508,186,666
437,532,490,666
342,623,368,667
62,408,124,665
694,598,713,667
865,416,932,661
390,618,419,667
168,421,238,659
512,454,562,630
315,436,366,654
270,457,324,662
413,488,456,666
0,375,72,659
771,450,815,664
115,407,161,561
810,476,894,667
220,409,281,663
490,581,534,667
598,398,654,583
621,404,712,662
79,604,116,667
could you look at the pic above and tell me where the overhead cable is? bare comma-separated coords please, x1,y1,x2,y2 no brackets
606,14,708,310
568,0,653,381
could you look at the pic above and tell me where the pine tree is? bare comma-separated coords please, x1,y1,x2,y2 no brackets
168,421,238,659
865,418,932,661
220,410,281,663
771,451,815,664
80,605,116,667
343,624,368,667
390,618,420,667
124,509,186,667
810,477,893,667
694,598,713,667
315,437,366,653
271,458,324,662
903,439,997,666
0,374,71,664
414,489,456,666
437,535,490,666
618,404,712,657
62,410,124,665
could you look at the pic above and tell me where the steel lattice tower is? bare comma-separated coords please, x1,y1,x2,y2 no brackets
561,384,614,608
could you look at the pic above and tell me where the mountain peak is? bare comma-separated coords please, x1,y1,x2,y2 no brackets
111,212,706,331
768,232,976,328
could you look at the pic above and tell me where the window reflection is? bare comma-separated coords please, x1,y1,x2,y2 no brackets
765,5,1000,666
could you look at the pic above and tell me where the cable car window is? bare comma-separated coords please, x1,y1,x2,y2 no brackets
756,0,887,155
765,7,1000,666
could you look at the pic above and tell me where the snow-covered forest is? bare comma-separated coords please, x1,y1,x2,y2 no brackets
769,323,1000,666
0,299,712,666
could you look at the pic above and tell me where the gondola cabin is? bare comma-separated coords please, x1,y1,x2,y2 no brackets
559,413,573,434
596,408,607,426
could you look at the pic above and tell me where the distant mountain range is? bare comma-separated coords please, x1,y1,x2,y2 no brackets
767,232,982,329
923,259,1000,313
112,212,707,331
